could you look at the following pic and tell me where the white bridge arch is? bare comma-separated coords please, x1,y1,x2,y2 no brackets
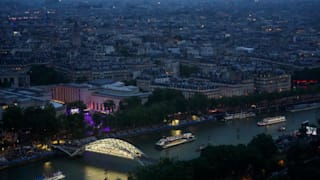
84,138,144,160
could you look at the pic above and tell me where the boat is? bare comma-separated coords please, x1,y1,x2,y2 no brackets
224,112,256,120
37,171,66,180
155,133,196,149
257,116,286,126
287,102,320,112
196,144,207,152
278,126,286,132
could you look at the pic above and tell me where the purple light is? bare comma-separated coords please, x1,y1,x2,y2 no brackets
84,113,94,126
104,127,111,132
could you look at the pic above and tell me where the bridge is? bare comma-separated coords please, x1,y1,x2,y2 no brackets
52,138,155,166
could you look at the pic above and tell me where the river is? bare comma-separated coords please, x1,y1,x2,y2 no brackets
1,109,319,180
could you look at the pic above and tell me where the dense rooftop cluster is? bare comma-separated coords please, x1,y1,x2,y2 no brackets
0,0,319,83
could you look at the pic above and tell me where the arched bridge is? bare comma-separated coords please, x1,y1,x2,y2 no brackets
52,138,154,165
85,138,144,160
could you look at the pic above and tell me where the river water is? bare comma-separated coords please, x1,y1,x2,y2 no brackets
1,109,319,180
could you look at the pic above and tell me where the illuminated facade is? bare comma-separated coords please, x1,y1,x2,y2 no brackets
51,81,150,113
85,138,144,160
51,84,84,103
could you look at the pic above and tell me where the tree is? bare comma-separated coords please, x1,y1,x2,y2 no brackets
92,112,102,127
129,158,193,180
42,103,60,136
119,97,142,110
147,88,185,105
129,134,290,180
2,105,23,131
61,113,86,139
103,100,115,113
188,93,209,113
29,65,69,85
248,134,278,159
23,104,60,141
175,99,189,114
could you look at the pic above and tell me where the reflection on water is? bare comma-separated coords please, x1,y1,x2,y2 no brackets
83,166,128,180
84,165,106,180
43,161,55,175
170,129,182,136
0,155,131,180
43,161,52,172
104,170,128,180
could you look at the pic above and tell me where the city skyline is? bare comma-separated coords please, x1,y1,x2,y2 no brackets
1,0,320,179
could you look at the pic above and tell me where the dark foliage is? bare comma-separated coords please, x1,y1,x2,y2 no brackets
29,65,69,85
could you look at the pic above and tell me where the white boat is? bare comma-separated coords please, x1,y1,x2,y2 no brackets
278,126,286,132
196,144,207,152
224,112,256,120
257,116,286,126
155,133,196,149
38,171,65,180
287,103,320,112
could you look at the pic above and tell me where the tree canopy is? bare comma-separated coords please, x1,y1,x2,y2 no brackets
29,65,69,85
2,105,23,130
2,103,61,141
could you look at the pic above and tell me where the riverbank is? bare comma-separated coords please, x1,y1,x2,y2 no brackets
1,101,319,172
0,151,55,171
103,113,223,139
101,100,320,139
1,108,319,179
0,114,222,171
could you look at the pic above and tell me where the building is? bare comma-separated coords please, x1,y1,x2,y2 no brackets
255,74,291,93
235,47,254,53
0,88,49,108
136,77,152,91
0,69,30,88
149,77,221,99
163,60,180,77
51,80,150,113
218,80,255,97
0,87,64,121
150,84,220,99
67,69,131,82
51,83,86,104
